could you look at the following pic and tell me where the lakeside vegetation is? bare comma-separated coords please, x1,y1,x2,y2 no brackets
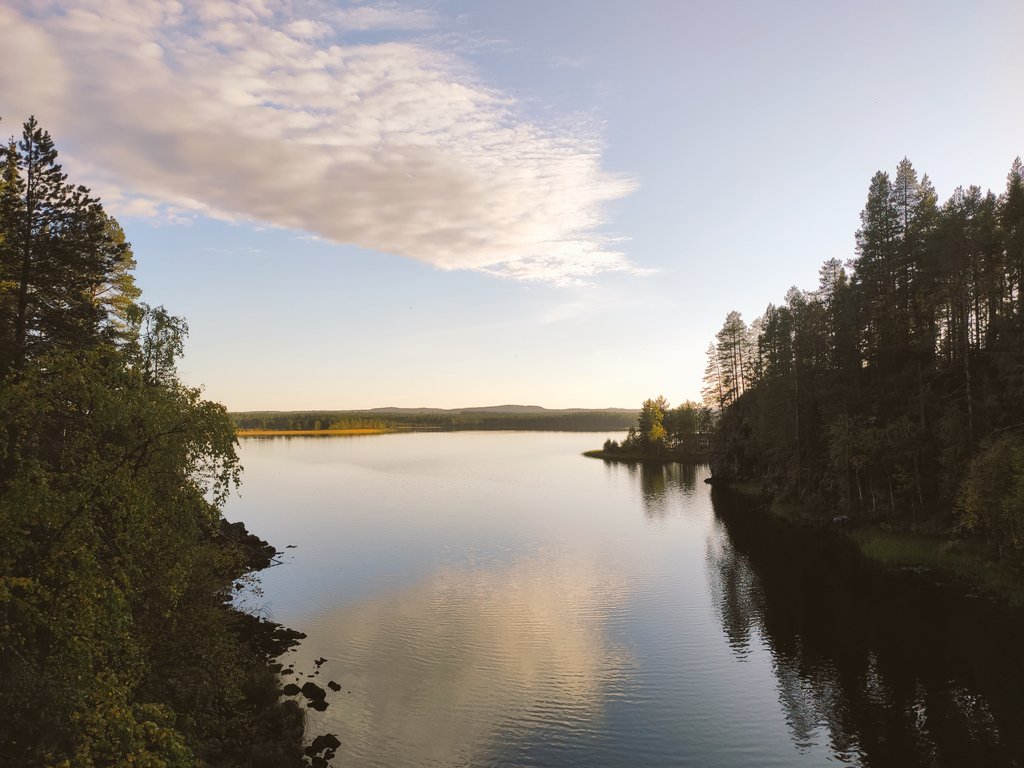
589,397,713,462
0,119,321,764
722,481,1024,605
232,406,638,434
699,157,1024,594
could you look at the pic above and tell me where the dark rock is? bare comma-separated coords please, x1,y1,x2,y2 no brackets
233,612,307,660
307,699,329,711
300,682,327,701
327,681,341,692
304,734,341,761
219,518,277,570
314,656,328,667
282,683,300,696
308,734,342,752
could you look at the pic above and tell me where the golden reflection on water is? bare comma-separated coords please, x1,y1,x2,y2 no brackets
306,554,631,767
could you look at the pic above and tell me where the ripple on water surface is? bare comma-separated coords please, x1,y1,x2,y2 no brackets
229,432,1024,768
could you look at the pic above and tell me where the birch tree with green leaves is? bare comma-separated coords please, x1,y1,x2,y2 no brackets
0,117,307,767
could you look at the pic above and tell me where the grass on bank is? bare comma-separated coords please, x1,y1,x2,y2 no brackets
850,529,1024,604
722,481,1024,605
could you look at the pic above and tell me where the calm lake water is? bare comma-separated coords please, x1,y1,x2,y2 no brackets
227,431,1024,768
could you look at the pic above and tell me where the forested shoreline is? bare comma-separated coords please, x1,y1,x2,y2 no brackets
0,119,321,764
702,158,1024,566
232,407,638,433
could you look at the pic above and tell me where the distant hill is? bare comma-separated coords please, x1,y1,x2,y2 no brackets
368,406,450,414
453,404,549,414
371,404,550,414
370,404,635,414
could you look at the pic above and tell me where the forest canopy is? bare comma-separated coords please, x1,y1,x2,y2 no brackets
0,118,308,765
703,157,1024,556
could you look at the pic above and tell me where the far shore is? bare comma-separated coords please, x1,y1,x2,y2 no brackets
236,428,389,437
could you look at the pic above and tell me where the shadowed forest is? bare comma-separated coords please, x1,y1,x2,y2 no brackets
699,158,1024,562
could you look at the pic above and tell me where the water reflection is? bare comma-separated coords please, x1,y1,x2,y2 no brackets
236,435,1024,767
610,461,698,520
708,489,1024,767
306,555,630,768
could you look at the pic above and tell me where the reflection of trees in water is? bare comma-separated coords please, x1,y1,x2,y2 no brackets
618,462,698,520
705,525,762,656
707,489,1024,767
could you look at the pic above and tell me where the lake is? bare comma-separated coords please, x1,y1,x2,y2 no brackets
226,431,1024,767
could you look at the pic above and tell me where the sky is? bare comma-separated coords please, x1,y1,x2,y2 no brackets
1,0,1022,410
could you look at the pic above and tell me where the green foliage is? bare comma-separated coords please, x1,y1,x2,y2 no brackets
638,396,669,452
127,303,189,386
0,117,139,374
708,157,1024,556
614,397,712,459
957,436,1024,553
0,117,306,766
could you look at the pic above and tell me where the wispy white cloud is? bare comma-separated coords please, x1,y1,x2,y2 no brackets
328,1,438,32
0,0,638,283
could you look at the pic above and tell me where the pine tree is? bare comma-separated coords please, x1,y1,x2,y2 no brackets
0,117,138,375
702,342,726,412
1001,158,1024,324
854,170,901,369
715,311,751,405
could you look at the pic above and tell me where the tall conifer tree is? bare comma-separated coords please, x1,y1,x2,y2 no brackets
0,117,138,375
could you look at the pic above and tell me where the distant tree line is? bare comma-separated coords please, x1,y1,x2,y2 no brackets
704,158,1024,556
0,118,310,764
233,409,639,432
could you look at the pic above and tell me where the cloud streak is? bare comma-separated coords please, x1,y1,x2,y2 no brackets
0,0,637,283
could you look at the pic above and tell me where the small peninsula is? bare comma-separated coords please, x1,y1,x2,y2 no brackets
587,397,713,463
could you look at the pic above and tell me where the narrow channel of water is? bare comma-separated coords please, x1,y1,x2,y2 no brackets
227,431,1024,767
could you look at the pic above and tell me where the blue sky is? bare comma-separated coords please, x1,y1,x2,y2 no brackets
1,0,1022,409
